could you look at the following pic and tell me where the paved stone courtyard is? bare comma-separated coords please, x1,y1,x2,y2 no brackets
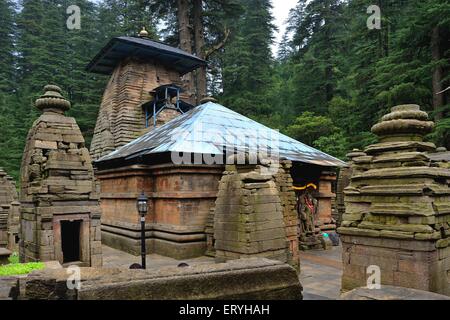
299,246,342,300
102,245,215,269
101,244,343,300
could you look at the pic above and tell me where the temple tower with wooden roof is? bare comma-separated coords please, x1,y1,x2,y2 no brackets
88,28,206,160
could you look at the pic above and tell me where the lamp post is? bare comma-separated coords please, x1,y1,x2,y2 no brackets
136,192,148,269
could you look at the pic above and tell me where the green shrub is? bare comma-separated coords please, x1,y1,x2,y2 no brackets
0,259,45,277
8,252,19,264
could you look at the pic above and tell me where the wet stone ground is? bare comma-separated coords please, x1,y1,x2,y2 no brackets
101,244,343,300
299,246,343,300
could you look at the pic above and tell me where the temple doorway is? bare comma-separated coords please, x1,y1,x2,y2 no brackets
61,220,81,263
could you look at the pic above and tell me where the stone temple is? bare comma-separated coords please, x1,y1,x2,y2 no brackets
94,100,346,264
2,28,450,300
19,85,102,267
339,104,450,295
86,32,346,264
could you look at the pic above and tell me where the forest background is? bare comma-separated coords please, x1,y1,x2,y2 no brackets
0,0,448,182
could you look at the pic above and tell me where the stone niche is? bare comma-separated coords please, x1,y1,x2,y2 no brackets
338,104,450,295
0,169,20,251
19,85,102,267
96,163,223,259
212,158,300,271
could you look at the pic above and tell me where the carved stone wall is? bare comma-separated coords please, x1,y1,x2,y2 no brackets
0,169,19,250
90,57,190,161
338,104,450,295
19,85,102,267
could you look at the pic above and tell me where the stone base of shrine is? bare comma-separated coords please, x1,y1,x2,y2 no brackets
341,235,450,296
101,221,207,259
299,238,324,251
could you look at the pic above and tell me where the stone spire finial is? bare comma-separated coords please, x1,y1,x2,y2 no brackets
139,27,149,38
371,104,434,142
35,85,71,114
200,96,218,104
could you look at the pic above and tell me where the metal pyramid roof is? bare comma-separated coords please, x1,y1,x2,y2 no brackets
96,102,347,167
87,36,206,75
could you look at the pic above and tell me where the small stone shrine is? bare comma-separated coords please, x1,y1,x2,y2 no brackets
213,157,300,271
19,85,102,266
339,104,450,295
0,168,19,250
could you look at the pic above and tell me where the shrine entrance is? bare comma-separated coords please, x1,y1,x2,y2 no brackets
61,220,81,263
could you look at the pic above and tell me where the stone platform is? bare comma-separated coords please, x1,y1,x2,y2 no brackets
22,257,303,300
101,244,343,300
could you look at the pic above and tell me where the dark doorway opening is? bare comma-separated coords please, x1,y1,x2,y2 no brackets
61,220,81,263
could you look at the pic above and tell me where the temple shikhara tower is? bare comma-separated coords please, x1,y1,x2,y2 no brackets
88,28,206,160
339,104,450,295
19,85,102,267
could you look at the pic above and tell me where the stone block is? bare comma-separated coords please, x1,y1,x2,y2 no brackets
22,258,302,300
34,140,58,150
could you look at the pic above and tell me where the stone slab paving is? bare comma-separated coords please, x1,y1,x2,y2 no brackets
299,245,343,300
102,245,214,269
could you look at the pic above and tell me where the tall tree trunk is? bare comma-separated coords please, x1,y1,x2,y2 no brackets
193,0,207,104
431,26,444,122
177,0,195,102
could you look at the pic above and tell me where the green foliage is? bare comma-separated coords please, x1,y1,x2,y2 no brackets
0,0,449,181
0,261,45,276
286,112,335,146
0,0,160,182
285,111,349,159
0,0,16,93
277,0,450,156
219,0,276,116
8,252,19,264
314,132,349,160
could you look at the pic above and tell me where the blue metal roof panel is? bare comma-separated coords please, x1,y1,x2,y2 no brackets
96,102,347,167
